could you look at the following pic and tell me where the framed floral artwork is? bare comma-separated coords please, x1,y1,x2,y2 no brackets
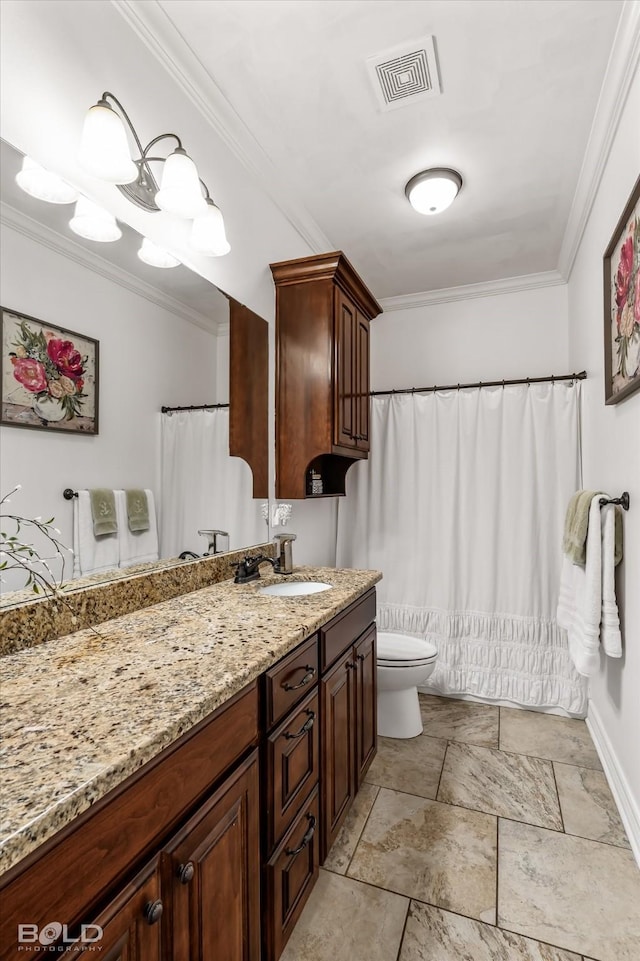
1,308,99,433
604,175,640,405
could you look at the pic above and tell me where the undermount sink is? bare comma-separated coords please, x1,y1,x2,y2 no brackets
258,581,333,597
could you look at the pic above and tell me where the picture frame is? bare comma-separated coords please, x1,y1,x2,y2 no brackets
1,307,99,434
603,175,640,405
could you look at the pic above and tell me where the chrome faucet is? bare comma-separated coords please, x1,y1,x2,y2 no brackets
198,529,229,555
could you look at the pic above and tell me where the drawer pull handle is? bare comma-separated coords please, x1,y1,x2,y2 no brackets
283,666,316,691
177,861,195,884
285,814,317,857
284,711,316,739
144,899,163,926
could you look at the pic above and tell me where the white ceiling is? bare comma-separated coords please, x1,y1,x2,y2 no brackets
156,0,623,298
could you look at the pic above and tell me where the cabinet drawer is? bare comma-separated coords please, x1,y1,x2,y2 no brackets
264,635,319,728
266,688,319,852
265,787,319,961
320,589,376,671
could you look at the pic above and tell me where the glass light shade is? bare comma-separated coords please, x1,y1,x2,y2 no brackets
69,197,122,242
15,157,79,204
405,168,462,215
137,237,180,269
189,199,230,256
155,149,207,218
78,102,138,184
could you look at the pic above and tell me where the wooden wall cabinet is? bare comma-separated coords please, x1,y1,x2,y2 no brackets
270,252,382,498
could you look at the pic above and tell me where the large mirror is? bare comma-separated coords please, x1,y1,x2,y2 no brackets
0,138,270,599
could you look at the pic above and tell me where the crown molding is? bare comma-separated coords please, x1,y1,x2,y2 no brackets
111,0,334,255
558,0,640,280
0,202,219,335
379,269,565,312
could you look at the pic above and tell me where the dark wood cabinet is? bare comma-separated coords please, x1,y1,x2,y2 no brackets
60,858,163,960
270,251,382,498
162,751,260,961
355,626,377,785
320,599,377,861
321,647,356,856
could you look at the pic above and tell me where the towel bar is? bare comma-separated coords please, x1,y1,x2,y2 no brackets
599,492,630,511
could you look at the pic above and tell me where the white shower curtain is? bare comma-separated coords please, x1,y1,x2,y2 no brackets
160,409,264,559
336,382,588,715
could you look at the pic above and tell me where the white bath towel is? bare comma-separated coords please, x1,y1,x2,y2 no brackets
557,494,622,675
600,503,622,658
72,491,120,577
115,489,159,568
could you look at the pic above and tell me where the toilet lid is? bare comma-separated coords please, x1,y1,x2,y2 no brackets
377,634,438,662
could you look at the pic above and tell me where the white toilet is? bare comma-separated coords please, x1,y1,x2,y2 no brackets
377,632,439,738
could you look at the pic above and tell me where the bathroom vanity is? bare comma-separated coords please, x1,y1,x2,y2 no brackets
0,565,380,961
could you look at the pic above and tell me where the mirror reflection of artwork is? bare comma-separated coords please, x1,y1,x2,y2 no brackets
1,307,98,433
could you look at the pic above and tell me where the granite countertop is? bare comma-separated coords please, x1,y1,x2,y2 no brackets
0,565,381,875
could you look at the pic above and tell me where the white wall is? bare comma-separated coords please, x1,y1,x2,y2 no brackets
0,222,219,591
372,283,569,391
567,63,640,835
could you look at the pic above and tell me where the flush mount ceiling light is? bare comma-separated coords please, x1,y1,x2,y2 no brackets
15,157,79,204
78,92,229,255
405,168,462,215
137,237,181,269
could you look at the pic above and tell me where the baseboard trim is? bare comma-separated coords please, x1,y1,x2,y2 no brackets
586,701,640,868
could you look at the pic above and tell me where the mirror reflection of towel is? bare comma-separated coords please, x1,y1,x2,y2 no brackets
116,490,158,568
89,488,118,536
125,489,150,532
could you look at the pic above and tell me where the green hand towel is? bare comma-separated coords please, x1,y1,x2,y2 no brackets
562,489,624,567
126,489,150,532
89,488,118,537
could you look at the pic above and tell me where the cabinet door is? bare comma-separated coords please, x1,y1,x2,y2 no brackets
355,626,377,785
333,288,357,449
59,858,162,960
354,311,370,451
320,647,356,860
163,751,260,961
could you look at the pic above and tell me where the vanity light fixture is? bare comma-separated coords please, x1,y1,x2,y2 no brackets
405,167,462,215
137,237,181,269
78,92,229,255
15,156,79,205
69,196,122,243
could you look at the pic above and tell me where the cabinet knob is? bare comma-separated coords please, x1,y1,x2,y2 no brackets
177,861,195,884
356,653,365,661
144,899,163,926
284,711,315,739
354,434,366,441
283,666,316,691
346,662,355,670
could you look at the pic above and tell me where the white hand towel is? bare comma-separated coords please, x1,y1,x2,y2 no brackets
559,495,603,677
600,503,622,658
72,491,120,577
115,489,159,568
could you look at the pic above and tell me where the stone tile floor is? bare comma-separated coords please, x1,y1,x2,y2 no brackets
281,694,640,961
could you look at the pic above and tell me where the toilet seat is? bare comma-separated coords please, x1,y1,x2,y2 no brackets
377,634,437,667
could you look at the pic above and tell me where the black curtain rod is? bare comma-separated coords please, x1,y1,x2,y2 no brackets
161,402,229,414
370,370,587,396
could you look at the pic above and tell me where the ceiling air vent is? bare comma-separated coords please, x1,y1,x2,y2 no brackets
366,36,442,111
